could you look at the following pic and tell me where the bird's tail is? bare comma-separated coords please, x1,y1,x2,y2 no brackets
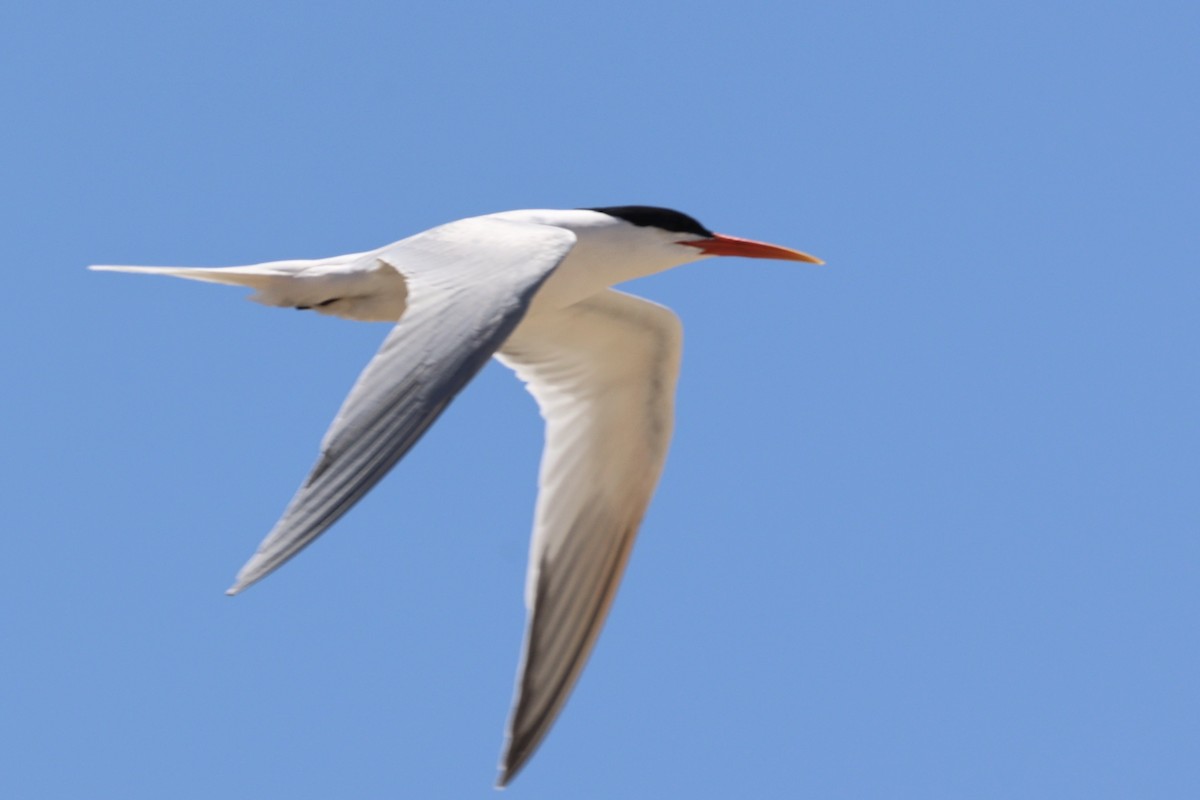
88,253,406,322
88,263,300,294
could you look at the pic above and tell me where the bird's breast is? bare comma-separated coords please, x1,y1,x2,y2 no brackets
525,240,674,317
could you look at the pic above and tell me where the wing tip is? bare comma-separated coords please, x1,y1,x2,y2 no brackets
495,728,540,789
494,756,521,790
225,558,267,596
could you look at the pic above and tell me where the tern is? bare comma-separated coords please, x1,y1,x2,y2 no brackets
91,206,822,785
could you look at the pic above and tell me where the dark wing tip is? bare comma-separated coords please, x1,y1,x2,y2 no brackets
496,727,540,788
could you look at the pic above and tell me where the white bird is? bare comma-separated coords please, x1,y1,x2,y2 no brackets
91,206,822,786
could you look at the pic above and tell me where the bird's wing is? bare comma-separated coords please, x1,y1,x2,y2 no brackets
493,289,683,786
227,217,577,594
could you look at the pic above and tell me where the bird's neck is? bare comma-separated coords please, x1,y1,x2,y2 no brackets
529,232,699,313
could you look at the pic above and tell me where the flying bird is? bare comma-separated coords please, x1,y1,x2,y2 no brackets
91,206,822,785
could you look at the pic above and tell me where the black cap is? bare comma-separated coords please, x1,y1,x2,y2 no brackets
585,206,713,238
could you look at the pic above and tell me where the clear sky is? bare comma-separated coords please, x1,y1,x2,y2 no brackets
3,1,1197,797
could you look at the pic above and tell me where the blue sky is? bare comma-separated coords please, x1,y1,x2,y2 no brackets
3,1,1197,797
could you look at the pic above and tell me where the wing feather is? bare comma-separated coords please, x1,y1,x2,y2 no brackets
494,290,683,785
227,217,576,594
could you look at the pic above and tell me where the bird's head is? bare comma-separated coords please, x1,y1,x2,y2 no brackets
487,206,822,308
585,205,823,267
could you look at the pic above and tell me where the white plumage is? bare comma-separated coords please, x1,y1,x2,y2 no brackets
91,206,820,785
